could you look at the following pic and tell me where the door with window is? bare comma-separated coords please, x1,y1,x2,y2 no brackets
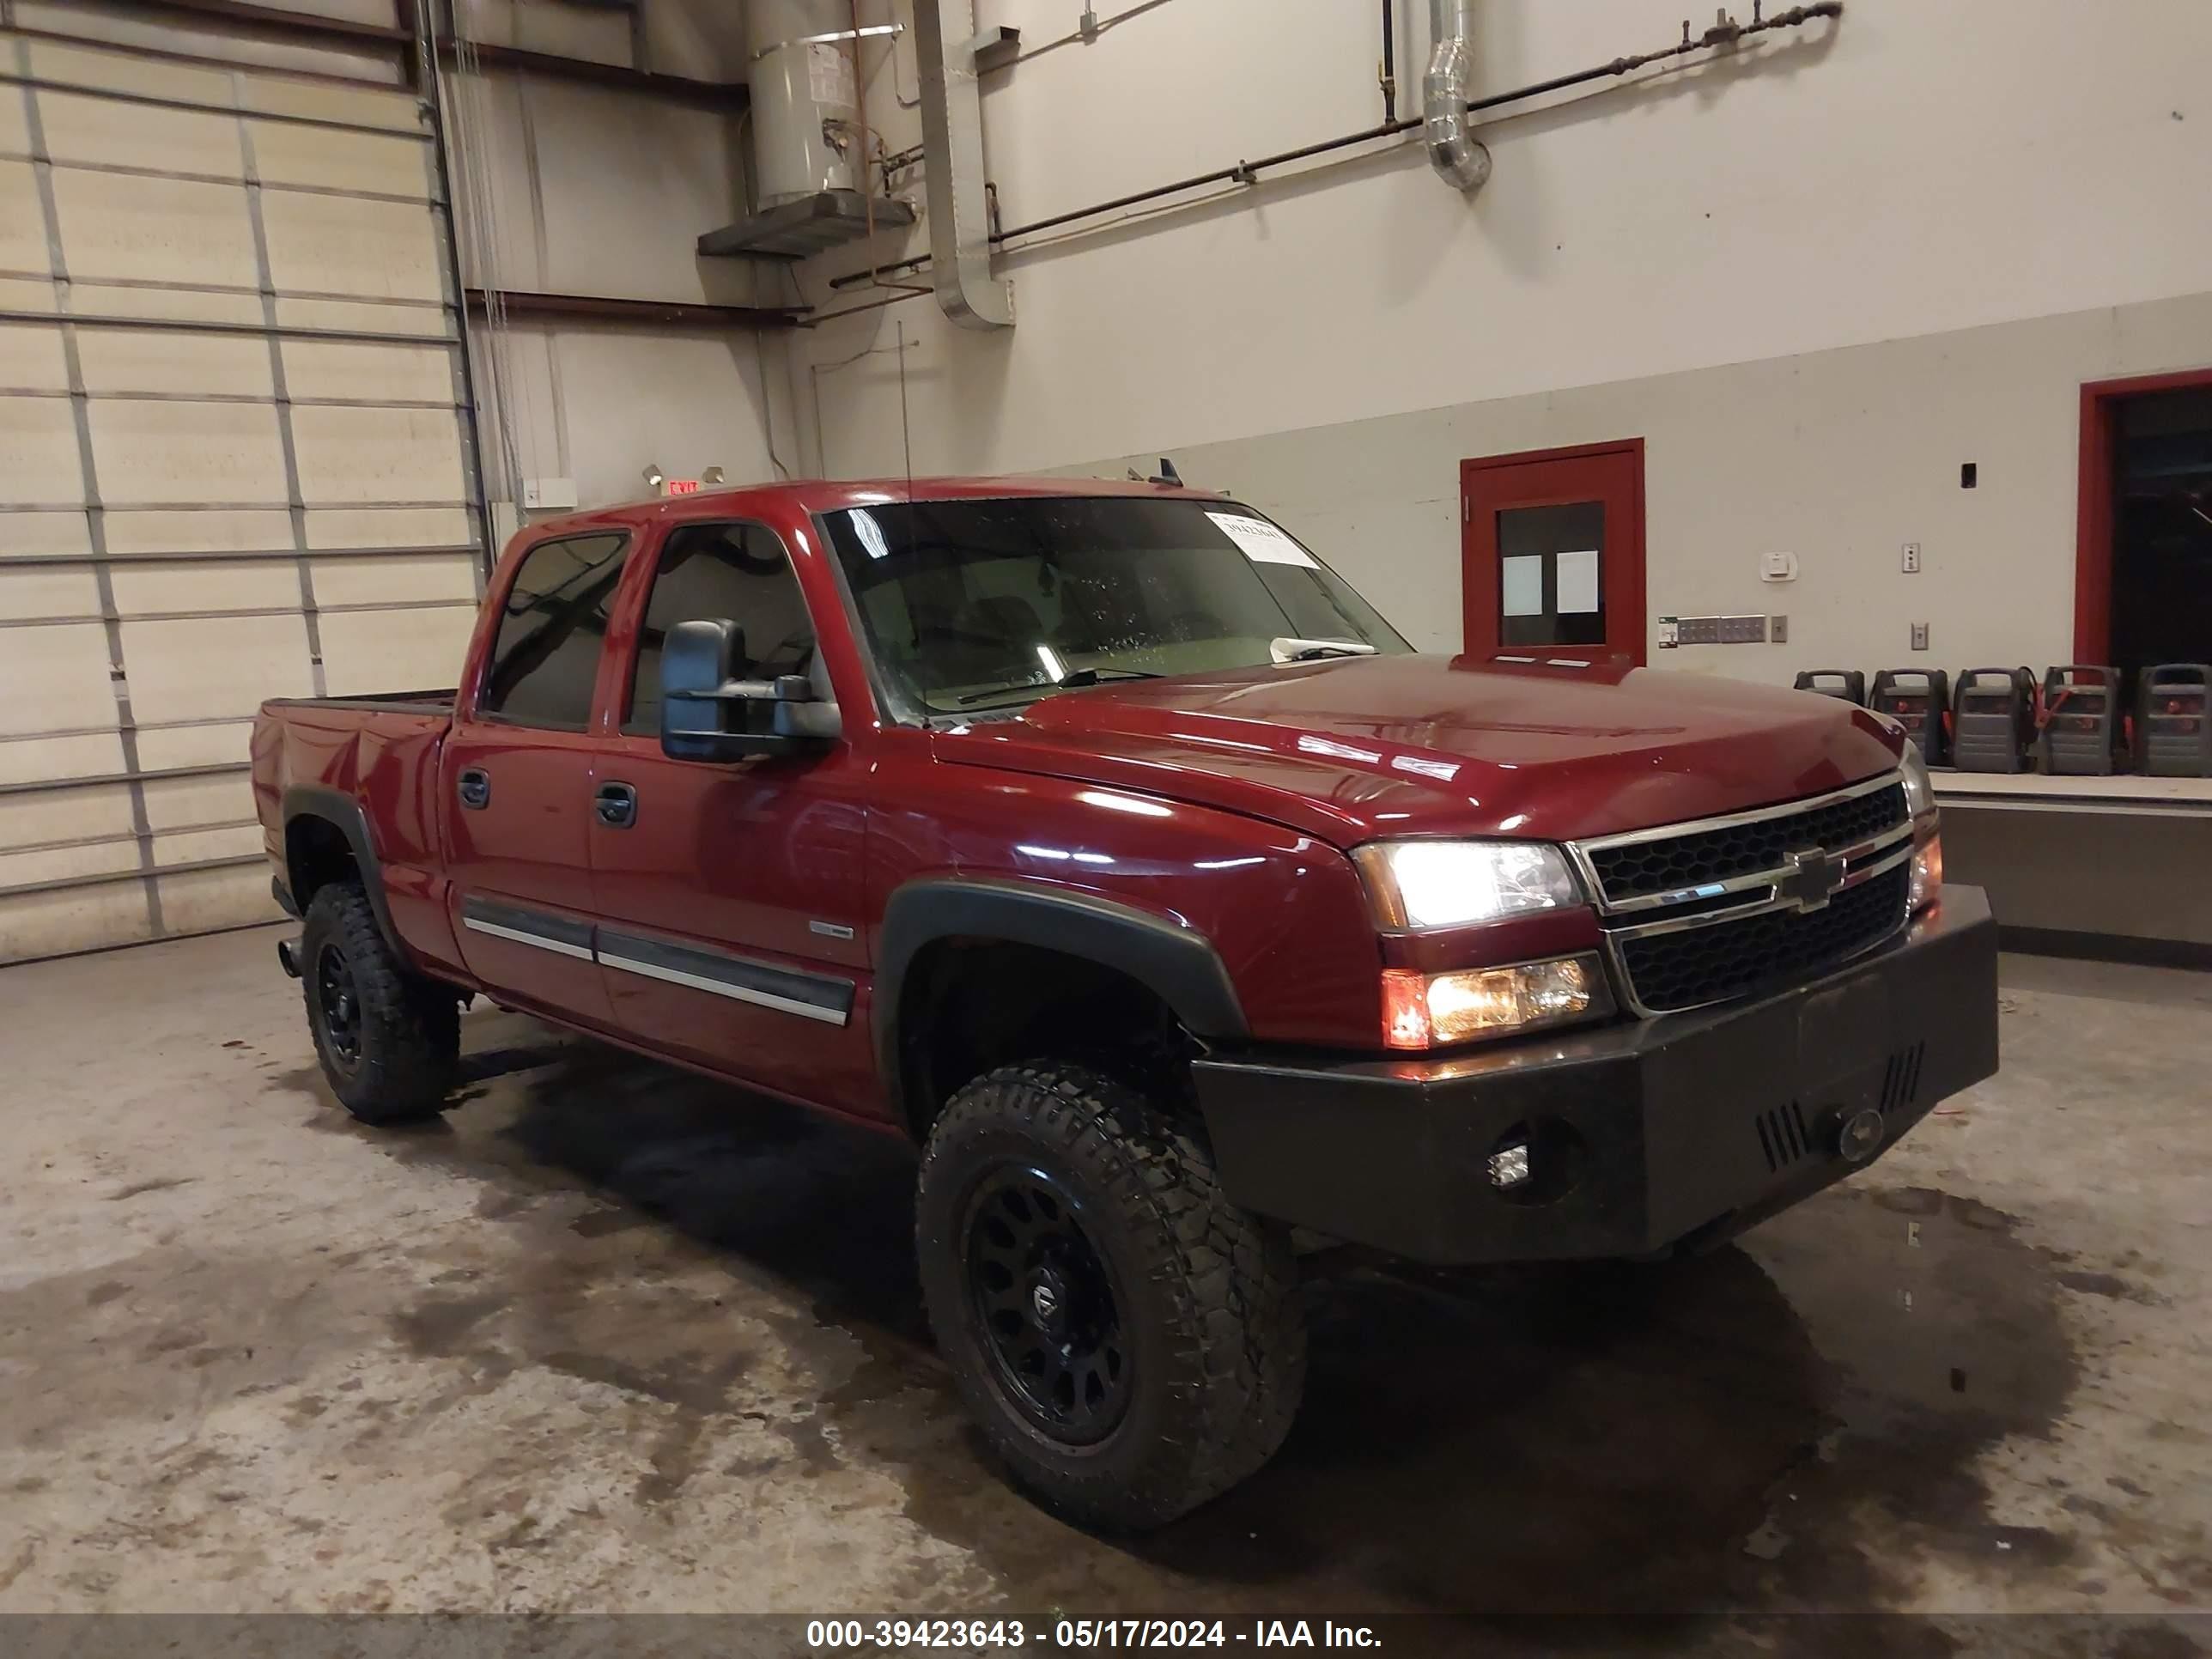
442,531,628,1024
1462,441,1646,665
588,521,875,1109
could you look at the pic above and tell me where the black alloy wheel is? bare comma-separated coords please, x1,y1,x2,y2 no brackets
914,1060,1307,1529
314,941,363,1073
963,1164,1132,1443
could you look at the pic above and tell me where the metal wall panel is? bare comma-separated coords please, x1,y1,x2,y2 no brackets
0,15,483,964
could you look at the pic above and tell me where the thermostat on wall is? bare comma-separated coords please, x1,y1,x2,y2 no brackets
1760,550,1798,582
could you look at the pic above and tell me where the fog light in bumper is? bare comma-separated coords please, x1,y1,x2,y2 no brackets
1908,834,1943,915
1487,1142,1532,1188
1381,952,1608,1050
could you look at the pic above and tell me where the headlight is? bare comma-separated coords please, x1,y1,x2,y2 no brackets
1899,740,1936,822
1352,840,1582,931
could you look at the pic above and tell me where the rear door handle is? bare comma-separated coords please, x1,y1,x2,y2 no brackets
457,768,491,810
594,781,637,829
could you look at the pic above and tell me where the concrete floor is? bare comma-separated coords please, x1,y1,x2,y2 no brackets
1,926,2207,1637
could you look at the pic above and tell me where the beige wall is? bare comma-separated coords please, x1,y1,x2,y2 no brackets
1053,293,2212,684
792,0,2211,678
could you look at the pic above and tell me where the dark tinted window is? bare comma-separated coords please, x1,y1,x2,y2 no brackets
625,522,817,735
816,496,1407,720
480,532,629,727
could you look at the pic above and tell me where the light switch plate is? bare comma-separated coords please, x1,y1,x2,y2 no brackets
1901,542,1923,574
1770,614,1788,643
1911,622,1930,651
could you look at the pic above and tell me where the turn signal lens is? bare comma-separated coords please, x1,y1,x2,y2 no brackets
1381,954,1607,1050
1908,833,1943,915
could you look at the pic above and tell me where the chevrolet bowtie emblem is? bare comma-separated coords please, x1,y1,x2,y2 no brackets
1778,848,1845,912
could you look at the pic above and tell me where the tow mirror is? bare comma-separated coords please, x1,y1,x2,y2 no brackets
659,617,839,762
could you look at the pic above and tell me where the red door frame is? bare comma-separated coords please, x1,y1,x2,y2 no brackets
2075,367,2212,663
1461,438,1647,665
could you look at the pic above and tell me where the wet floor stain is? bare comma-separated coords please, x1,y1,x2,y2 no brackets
306,1014,2112,1625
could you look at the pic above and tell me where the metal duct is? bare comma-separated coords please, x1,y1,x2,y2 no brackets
1424,0,1491,191
912,0,1014,329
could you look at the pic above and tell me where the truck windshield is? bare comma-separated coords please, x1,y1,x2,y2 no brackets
817,495,1410,720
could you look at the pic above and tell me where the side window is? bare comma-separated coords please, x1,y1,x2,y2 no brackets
626,522,818,736
479,532,629,728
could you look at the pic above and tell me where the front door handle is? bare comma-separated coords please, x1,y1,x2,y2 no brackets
594,781,637,829
457,768,491,810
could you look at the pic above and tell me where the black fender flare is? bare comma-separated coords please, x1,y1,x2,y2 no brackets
872,876,1249,1109
281,785,404,957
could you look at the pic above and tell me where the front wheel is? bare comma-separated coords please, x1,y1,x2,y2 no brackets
915,1061,1306,1531
299,879,459,1125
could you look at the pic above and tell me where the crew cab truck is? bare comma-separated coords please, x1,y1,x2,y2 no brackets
252,477,1998,1530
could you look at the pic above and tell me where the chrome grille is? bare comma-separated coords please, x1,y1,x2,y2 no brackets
1616,865,1910,1014
1571,771,1917,1017
1584,781,1908,908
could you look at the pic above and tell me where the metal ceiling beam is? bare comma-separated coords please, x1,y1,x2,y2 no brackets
433,37,747,109
464,289,805,331
46,2,750,110
76,0,410,50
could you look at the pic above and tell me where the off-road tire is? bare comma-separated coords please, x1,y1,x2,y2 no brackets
300,879,459,1125
915,1060,1306,1531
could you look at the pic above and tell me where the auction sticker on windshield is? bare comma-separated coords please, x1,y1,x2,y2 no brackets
1206,511,1317,568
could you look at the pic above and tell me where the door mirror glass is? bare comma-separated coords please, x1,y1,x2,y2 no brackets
659,617,840,762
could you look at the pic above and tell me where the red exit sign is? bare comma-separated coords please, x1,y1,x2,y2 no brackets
664,478,702,495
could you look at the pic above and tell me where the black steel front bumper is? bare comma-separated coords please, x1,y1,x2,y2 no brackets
1193,884,1999,1265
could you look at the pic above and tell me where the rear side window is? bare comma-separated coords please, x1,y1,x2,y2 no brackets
480,532,629,728
625,522,817,735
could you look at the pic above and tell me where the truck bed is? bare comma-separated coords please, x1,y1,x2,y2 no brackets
251,689,463,978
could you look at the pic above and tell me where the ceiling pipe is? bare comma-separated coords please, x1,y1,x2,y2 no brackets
1424,0,1490,191
911,0,1015,329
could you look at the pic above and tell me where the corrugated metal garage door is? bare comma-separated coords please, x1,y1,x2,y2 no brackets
0,16,483,964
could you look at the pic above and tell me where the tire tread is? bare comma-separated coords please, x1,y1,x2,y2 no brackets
917,1060,1304,1529
301,879,459,1124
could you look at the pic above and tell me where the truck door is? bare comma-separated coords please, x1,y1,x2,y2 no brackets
585,519,878,1113
441,529,628,1028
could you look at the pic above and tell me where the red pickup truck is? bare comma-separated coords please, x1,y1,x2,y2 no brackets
252,477,1997,1529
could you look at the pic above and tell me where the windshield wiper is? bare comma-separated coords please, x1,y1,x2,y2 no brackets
952,666,1164,708
1056,666,1164,687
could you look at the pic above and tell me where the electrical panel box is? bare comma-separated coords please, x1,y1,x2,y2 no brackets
522,477,579,511
1673,614,1770,645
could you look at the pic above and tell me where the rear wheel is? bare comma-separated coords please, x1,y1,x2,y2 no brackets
915,1060,1306,1531
300,879,459,1124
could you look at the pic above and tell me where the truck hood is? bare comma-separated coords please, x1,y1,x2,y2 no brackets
930,653,1905,848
